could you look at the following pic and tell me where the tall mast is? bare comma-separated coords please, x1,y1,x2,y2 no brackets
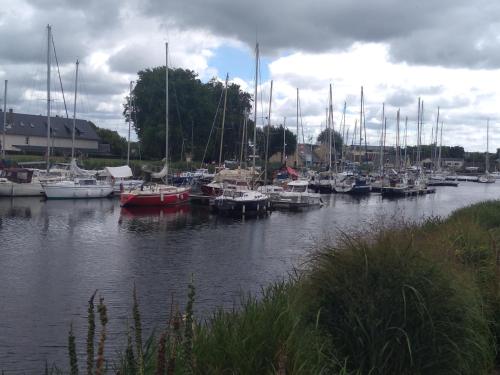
359,86,363,163
2,80,7,158
127,80,133,165
252,43,259,178
396,108,400,171
295,87,299,168
46,24,51,172
219,73,229,166
404,116,408,170
383,117,387,173
438,121,443,171
433,107,440,171
416,97,421,171
329,84,337,173
239,109,247,168
379,103,385,174
340,101,346,172
486,119,490,173
71,59,79,160
282,117,286,164
165,42,169,177
264,80,273,183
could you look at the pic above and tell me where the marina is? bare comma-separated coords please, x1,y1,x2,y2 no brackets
1,182,500,371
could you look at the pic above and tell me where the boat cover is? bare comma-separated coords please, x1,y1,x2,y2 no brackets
104,165,133,178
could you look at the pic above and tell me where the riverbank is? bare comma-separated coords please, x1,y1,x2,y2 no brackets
44,200,500,374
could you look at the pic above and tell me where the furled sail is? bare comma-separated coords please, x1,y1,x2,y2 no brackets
151,163,168,179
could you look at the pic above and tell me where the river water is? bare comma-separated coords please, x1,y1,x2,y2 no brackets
1,182,500,372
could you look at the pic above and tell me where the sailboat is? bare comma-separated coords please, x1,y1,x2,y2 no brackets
213,43,269,215
478,119,495,184
120,43,190,207
43,58,114,199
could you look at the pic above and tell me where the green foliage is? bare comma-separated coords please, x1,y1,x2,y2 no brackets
193,282,336,374
302,227,495,374
133,284,144,375
92,125,129,157
258,124,297,162
317,128,343,155
127,67,252,162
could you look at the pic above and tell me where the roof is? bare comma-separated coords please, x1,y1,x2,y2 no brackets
0,110,100,141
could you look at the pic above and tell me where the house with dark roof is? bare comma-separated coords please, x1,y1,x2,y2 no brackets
0,109,102,155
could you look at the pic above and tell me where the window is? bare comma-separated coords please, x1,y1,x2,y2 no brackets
25,137,29,145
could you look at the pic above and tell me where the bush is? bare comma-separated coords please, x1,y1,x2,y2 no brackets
302,229,495,374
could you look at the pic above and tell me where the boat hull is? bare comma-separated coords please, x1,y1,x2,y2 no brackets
44,185,114,199
213,197,269,215
0,182,44,197
120,188,190,207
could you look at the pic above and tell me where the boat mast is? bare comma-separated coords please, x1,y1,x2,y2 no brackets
282,117,286,164
264,80,273,183
379,103,385,174
165,42,169,178
396,108,400,171
438,121,443,171
71,60,79,160
239,109,247,168
404,116,408,170
416,97,421,172
219,73,229,166
127,80,133,166
329,84,338,173
2,80,6,158
46,24,52,172
296,87,299,168
433,107,440,172
486,119,490,173
340,101,346,172
252,43,259,181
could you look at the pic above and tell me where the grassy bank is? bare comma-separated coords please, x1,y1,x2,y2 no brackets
39,201,500,374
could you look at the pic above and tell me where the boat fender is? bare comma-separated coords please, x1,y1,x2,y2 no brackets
161,192,164,202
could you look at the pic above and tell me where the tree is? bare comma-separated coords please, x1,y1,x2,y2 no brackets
317,128,343,153
257,124,297,163
124,67,252,162
89,123,128,157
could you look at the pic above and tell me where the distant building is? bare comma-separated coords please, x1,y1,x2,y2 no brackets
441,158,464,169
0,109,102,155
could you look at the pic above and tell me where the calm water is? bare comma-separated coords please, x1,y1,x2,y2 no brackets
1,182,500,372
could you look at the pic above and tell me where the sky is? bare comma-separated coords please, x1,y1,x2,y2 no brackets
1,0,500,152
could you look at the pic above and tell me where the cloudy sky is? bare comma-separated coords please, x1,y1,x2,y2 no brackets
1,0,500,151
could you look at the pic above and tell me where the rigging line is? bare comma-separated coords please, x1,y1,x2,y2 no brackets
51,34,69,119
201,85,225,167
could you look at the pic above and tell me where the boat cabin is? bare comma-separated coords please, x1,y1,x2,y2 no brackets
1,168,34,183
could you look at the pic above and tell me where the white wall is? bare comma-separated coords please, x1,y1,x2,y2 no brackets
1,134,98,151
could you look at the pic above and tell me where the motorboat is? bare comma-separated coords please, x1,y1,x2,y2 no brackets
213,186,269,215
271,179,322,209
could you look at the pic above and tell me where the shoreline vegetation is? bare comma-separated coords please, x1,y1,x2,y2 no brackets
24,201,500,373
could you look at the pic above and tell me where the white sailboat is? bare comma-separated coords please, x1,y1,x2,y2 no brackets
214,43,269,215
43,55,113,199
478,119,495,184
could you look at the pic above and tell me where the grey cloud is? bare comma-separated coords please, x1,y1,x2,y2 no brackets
142,0,500,68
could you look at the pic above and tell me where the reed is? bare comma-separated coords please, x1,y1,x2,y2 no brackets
68,322,78,375
95,296,108,375
87,290,97,375
133,284,144,375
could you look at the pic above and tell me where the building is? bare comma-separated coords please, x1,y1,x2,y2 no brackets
441,157,464,169
0,109,102,155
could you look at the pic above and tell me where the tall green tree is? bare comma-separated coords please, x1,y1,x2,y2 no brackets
124,67,252,162
317,128,344,152
89,123,128,157
258,125,297,163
